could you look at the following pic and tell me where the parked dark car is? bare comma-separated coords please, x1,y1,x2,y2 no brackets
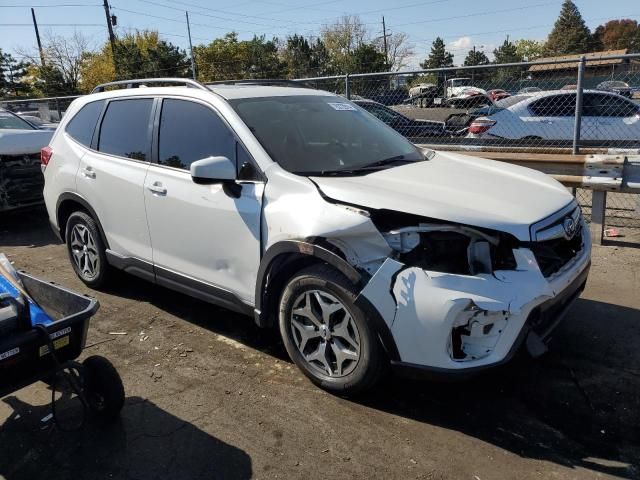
353,99,446,138
596,80,633,98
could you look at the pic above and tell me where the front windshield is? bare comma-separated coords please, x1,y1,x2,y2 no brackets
451,79,470,87
0,111,35,130
230,95,424,175
608,81,628,88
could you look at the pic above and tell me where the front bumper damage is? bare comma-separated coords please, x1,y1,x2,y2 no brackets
357,224,591,376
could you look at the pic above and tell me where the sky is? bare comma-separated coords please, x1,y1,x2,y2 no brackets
1,0,639,69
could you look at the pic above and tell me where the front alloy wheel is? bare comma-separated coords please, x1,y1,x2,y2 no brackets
279,265,385,394
290,290,361,377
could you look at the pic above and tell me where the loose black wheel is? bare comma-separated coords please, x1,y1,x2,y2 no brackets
65,211,110,288
82,355,125,422
279,264,385,395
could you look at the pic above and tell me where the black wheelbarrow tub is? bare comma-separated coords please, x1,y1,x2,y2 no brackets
0,271,99,398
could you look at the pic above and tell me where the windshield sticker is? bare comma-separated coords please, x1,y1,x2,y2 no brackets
328,102,357,111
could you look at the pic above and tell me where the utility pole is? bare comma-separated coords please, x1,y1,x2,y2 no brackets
186,11,196,80
31,8,45,67
382,16,389,70
103,0,118,75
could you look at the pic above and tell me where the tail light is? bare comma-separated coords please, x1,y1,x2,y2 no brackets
468,118,497,135
41,146,53,167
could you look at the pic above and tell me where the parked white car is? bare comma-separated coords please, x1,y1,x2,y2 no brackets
467,90,640,141
42,79,590,393
446,78,486,98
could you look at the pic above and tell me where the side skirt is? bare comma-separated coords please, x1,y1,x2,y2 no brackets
105,250,254,316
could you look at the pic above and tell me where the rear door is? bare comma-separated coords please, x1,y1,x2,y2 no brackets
76,97,154,262
526,94,575,140
143,97,263,305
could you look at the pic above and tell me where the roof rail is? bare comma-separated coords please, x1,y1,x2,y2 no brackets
205,79,311,88
92,78,209,94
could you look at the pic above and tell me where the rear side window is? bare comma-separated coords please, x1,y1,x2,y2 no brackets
583,93,638,117
158,99,235,170
529,94,575,117
65,100,104,146
98,99,153,161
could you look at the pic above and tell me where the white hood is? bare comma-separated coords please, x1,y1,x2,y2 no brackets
311,151,574,241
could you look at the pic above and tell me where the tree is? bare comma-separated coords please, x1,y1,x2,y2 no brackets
545,0,593,56
514,39,545,61
80,30,191,91
0,50,31,97
115,31,190,80
420,37,454,69
493,38,522,83
593,20,640,53
352,43,387,73
373,32,414,71
463,48,490,66
194,32,284,81
283,34,312,77
321,15,369,73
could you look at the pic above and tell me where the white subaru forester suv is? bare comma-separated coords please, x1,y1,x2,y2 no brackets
42,78,591,393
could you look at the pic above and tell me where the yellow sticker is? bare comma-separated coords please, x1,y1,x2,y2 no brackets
39,335,70,357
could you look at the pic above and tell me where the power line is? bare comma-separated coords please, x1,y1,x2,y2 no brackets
0,3,101,7
0,23,105,26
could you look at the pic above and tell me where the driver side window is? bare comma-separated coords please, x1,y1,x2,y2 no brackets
158,99,235,170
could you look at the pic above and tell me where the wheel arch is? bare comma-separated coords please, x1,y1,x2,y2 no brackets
255,239,401,362
56,192,110,249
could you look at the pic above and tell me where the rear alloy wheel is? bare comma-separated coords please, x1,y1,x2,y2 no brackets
65,211,110,288
279,265,385,394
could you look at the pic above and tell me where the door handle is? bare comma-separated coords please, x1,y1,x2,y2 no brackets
147,182,167,195
81,167,96,179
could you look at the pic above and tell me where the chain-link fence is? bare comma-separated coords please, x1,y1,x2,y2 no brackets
1,55,639,242
0,95,81,128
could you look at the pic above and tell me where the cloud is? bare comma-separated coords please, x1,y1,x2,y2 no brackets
448,36,473,52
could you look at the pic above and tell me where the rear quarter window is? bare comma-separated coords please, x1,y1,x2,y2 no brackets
65,100,105,147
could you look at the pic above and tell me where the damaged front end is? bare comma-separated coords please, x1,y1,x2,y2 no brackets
351,207,591,372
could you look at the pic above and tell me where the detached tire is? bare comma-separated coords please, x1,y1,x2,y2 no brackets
83,356,125,422
279,264,385,394
65,211,110,288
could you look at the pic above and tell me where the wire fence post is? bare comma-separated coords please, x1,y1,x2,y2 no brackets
345,74,351,99
55,97,61,121
572,56,586,155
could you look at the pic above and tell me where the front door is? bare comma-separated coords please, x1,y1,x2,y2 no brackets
143,98,263,305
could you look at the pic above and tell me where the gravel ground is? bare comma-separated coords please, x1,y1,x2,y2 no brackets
0,208,639,480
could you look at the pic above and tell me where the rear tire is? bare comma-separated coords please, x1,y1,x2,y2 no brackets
65,211,110,288
278,264,385,395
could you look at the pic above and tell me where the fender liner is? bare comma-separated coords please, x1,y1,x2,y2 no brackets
55,192,110,249
255,239,400,361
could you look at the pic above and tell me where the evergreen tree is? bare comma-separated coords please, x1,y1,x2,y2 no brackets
463,49,490,66
493,38,522,83
420,37,454,69
545,0,593,55
0,50,31,97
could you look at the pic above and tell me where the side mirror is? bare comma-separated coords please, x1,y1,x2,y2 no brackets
190,156,235,184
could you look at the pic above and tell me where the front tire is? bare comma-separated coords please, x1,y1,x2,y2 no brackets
278,264,385,394
65,211,110,288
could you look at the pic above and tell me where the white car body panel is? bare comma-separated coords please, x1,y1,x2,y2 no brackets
311,151,572,241
143,164,263,304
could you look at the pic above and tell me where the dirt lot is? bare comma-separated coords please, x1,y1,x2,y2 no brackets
0,208,639,480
